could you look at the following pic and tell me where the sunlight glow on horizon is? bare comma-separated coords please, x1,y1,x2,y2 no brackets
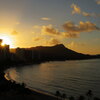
0,34,14,48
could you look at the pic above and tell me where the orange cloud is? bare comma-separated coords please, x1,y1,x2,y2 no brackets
96,0,100,5
33,25,41,29
11,30,18,35
82,12,91,17
67,41,78,48
41,24,79,38
41,25,60,36
41,17,51,21
46,38,60,46
71,4,81,14
33,37,43,41
82,12,100,17
41,21,100,38
62,32,79,38
67,41,86,48
71,3,100,18
63,21,100,34
32,36,60,46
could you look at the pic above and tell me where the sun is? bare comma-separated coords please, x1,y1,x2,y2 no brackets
0,35,13,48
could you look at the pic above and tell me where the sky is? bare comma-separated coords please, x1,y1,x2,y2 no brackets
0,0,100,54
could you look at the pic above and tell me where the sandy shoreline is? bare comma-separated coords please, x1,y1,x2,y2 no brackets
0,70,63,100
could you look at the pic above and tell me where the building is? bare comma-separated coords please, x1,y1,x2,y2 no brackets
0,39,10,62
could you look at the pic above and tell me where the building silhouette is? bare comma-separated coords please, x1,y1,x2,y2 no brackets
0,39,10,62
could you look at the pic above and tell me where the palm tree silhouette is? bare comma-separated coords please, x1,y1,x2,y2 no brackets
86,90,93,100
78,95,85,100
62,93,67,100
69,96,75,100
55,91,61,100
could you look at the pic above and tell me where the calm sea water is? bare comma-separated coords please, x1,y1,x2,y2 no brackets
5,59,100,97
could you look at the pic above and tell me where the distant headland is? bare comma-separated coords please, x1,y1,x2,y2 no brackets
0,39,100,70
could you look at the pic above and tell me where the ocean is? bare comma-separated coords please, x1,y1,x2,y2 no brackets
5,59,100,97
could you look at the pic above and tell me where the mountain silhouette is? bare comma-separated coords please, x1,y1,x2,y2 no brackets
29,44,100,61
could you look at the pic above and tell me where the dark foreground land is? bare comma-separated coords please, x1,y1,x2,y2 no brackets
0,72,60,100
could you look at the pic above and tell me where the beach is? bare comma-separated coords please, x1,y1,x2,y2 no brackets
0,71,62,100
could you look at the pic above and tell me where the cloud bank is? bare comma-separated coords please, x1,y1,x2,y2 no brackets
32,36,60,46
41,25,60,36
63,21,100,33
41,21,100,38
71,3,100,17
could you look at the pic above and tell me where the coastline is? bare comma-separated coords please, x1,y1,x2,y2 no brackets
0,71,62,100
0,59,69,100
1,57,99,72
1,59,100,100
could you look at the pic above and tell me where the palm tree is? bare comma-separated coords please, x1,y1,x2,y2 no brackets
86,90,93,100
62,93,67,100
22,83,26,88
55,91,61,100
69,96,75,100
78,95,85,100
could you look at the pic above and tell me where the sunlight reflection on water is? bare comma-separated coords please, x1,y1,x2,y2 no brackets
5,59,100,97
